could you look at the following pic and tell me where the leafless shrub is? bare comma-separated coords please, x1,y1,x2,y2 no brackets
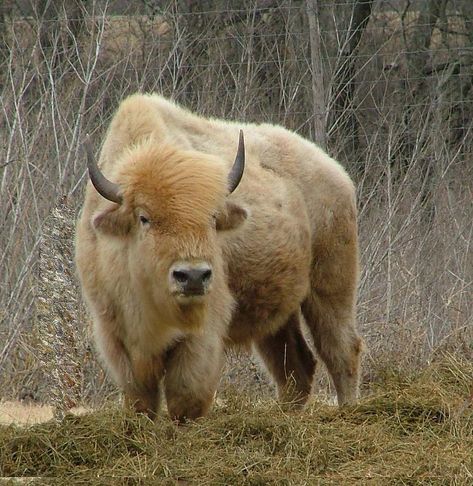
0,0,471,406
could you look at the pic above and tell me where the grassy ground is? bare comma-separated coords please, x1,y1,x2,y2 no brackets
1,356,471,484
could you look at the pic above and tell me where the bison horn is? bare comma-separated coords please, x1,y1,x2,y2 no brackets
228,130,245,194
85,134,123,204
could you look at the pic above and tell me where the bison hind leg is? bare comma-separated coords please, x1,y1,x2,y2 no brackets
255,312,317,409
301,293,363,406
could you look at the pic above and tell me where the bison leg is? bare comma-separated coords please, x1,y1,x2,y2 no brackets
301,289,363,406
123,351,164,420
255,312,316,409
94,322,163,419
164,335,223,423
301,209,363,406
123,385,161,420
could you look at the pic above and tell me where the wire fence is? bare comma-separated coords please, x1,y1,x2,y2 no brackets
0,0,472,403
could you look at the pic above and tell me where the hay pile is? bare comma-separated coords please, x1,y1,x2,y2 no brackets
1,356,471,483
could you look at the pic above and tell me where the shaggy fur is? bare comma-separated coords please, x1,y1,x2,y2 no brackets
75,93,363,422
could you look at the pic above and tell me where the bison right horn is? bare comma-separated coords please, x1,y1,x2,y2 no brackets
228,130,245,194
85,134,123,204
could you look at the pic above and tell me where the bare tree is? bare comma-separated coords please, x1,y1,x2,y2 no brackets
327,0,374,167
0,0,12,75
1,0,472,404
397,0,446,223
35,0,88,69
306,0,327,149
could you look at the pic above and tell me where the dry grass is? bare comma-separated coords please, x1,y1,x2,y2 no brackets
1,356,472,483
0,0,472,441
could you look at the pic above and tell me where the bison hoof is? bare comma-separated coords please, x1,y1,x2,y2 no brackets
168,401,211,424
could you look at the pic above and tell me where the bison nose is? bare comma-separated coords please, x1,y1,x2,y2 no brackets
170,263,213,296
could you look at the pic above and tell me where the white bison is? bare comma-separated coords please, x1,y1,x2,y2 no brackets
75,93,363,422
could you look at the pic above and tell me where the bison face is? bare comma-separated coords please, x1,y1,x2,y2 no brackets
91,195,246,314
136,200,247,306
85,132,247,318
131,210,221,307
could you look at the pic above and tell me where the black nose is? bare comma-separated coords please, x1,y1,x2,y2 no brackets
172,266,213,295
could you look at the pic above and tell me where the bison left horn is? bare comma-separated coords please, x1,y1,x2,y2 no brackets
85,134,123,204
228,130,245,194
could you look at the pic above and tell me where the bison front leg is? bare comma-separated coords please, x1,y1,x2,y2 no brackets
164,334,224,423
256,312,317,409
123,351,164,420
94,322,163,419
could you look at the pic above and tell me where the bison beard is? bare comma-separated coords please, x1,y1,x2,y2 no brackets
75,93,363,422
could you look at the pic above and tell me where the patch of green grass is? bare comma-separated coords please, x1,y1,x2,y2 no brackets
1,356,472,484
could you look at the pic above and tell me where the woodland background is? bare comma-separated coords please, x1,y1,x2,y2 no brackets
0,0,472,407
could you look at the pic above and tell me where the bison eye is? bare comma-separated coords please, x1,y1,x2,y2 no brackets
139,215,150,225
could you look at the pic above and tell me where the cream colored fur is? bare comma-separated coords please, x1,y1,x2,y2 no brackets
75,93,363,421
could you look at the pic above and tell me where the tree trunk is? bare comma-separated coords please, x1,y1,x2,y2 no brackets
399,0,445,224
0,0,11,71
306,0,326,149
328,0,373,167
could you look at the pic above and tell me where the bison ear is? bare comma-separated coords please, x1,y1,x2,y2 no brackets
215,201,248,232
92,205,133,236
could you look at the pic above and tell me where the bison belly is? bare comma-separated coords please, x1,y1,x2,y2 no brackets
225,209,311,344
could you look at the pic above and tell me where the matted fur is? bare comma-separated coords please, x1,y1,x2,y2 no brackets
75,93,363,421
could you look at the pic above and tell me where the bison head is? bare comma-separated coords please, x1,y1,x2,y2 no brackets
85,132,247,326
